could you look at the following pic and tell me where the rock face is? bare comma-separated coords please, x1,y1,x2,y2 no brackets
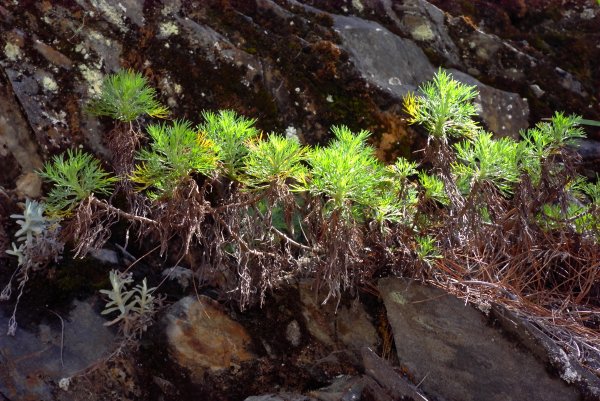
378,278,583,401
0,298,116,401
332,13,529,138
164,296,255,381
2,0,597,196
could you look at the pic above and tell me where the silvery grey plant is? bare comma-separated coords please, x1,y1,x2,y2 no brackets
2,199,63,335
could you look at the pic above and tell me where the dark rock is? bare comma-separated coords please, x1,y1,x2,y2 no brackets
361,347,423,401
490,305,600,400
378,278,585,401
245,394,318,401
307,375,363,401
332,13,529,138
0,298,116,401
299,280,379,350
361,375,395,401
575,139,600,178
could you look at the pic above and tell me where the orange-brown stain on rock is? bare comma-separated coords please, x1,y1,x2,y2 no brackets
166,296,254,375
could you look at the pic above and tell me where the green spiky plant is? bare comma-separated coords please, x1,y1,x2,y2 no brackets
86,69,169,122
199,110,259,178
304,126,387,218
6,67,599,371
403,69,480,228
39,149,118,216
403,68,479,141
131,120,218,199
242,134,307,188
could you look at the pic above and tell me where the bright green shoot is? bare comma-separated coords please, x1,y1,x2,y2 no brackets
199,110,259,177
305,126,384,216
404,68,479,140
39,149,118,215
418,172,449,205
519,112,584,185
415,235,442,267
86,69,169,122
243,134,307,188
131,120,217,199
453,131,520,196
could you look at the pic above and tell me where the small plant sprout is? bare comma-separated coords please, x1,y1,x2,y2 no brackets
199,110,259,177
86,69,169,122
243,134,307,188
418,172,449,206
39,149,118,216
453,131,520,196
100,270,157,332
403,68,479,141
131,120,217,199
3,199,63,335
415,235,442,267
305,125,384,217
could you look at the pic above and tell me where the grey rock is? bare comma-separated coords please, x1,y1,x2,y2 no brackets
0,298,116,401
88,248,120,265
361,347,424,400
333,14,434,98
333,14,529,138
308,375,363,401
448,68,529,138
379,278,583,401
377,0,462,66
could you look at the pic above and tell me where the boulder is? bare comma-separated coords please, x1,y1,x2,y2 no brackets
378,278,586,401
163,296,255,382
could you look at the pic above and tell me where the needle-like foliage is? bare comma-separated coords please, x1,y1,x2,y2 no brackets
243,134,307,188
131,120,217,199
453,131,520,196
198,110,259,177
518,112,585,186
304,126,385,217
418,172,449,206
86,69,169,122
403,68,479,140
39,149,118,216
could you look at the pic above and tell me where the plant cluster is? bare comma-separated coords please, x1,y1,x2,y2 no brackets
3,70,599,363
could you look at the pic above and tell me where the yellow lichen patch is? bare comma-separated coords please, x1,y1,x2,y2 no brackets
4,42,22,61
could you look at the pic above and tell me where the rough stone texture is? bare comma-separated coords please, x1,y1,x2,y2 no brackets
332,13,529,138
378,278,582,401
361,347,424,400
299,280,379,350
0,298,116,401
164,296,255,380
3,0,594,195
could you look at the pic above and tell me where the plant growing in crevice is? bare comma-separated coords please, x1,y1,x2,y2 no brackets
86,69,169,210
2,199,63,335
39,149,118,217
404,68,480,242
6,68,598,369
199,109,259,178
100,270,159,339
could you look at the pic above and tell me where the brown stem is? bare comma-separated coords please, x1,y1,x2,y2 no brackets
89,196,158,226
